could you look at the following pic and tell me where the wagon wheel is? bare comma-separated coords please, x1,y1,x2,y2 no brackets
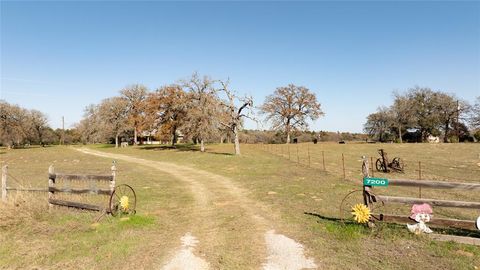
339,189,386,224
339,190,364,223
391,157,404,172
375,158,387,172
109,184,137,216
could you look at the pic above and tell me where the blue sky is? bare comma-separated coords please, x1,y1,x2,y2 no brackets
1,1,479,132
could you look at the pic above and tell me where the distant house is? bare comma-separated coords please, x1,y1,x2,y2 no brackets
140,130,160,144
139,129,185,145
427,135,440,143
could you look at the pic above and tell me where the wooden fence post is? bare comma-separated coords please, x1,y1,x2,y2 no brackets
110,161,117,194
418,161,422,198
2,165,7,202
48,165,55,209
322,151,326,171
362,156,369,178
342,153,346,180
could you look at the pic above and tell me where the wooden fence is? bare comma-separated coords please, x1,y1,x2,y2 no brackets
48,164,116,211
2,164,116,212
362,159,480,231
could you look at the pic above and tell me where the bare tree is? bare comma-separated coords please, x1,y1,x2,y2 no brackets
145,85,188,146
260,84,324,144
181,73,221,152
98,97,129,148
468,96,480,129
217,80,254,155
76,104,105,144
120,84,148,145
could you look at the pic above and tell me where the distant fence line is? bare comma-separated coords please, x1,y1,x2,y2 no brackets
252,143,480,184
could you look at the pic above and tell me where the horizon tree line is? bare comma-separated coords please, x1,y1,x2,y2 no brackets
3,78,479,151
364,86,480,142
73,73,323,155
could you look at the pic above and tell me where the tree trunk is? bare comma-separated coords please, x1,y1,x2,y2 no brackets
171,126,177,146
200,139,205,152
115,135,119,148
220,135,224,144
444,121,449,143
134,128,138,145
398,125,403,143
286,119,291,144
233,126,240,155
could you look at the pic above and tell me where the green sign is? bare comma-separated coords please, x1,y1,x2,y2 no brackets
363,177,389,187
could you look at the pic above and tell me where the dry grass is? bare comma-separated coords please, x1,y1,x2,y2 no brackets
92,142,480,269
0,146,195,269
1,143,479,269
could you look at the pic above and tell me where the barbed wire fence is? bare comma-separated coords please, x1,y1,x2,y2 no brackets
253,143,480,184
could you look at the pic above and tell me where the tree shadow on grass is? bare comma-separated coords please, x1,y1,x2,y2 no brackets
138,144,234,156
304,212,349,224
94,144,116,149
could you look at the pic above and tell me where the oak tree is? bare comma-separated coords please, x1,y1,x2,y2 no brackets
98,97,129,148
181,73,221,152
146,85,188,146
261,84,324,144
120,84,148,145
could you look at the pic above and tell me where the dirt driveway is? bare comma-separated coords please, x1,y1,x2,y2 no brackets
77,148,318,269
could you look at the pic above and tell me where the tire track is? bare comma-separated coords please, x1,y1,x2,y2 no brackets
76,148,317,269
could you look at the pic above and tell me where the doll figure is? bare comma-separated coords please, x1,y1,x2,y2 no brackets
407,203,433,234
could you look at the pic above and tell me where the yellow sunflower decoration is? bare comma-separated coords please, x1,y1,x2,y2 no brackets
119,196,129,212
351,203,371,224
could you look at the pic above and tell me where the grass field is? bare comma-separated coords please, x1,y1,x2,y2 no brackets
1,142,479,269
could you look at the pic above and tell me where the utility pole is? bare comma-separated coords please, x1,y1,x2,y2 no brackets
456,100,460,141
61,116,65,145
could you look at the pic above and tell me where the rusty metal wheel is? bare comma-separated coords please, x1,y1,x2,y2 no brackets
339,190,365,223
339,189,386,223
391,157,404,172
109,184,137,216
376,158,387,172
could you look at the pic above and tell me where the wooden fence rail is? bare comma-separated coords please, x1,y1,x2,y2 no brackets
375,195,480,209
48,163,116,211
387,179,480,190
361,158,480,232
1,163,116,212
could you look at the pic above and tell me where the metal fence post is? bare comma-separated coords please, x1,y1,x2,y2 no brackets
307,145,311,167
418,161,422,198
322,151,326,171
2,165,7,202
